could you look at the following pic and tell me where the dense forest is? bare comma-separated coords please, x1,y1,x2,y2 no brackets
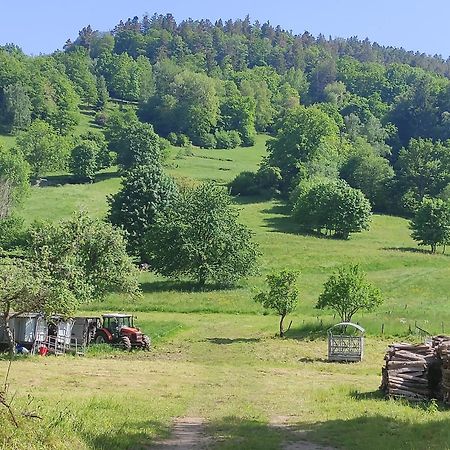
1,13,450,221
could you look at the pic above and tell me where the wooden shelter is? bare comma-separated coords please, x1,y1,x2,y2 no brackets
328,322,365,362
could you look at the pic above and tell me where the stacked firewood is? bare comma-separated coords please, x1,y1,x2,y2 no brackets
381,343,434,401
433,336,450,404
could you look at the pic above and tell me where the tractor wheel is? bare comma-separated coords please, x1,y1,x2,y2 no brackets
142,335,151,351
120,336,132,351
94,332,108,344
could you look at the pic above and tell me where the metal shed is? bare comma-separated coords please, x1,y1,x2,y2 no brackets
327,322,365,362
0,314,48,348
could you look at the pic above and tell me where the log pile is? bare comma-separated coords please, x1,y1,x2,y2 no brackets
381,343,434,401
433,336,450,405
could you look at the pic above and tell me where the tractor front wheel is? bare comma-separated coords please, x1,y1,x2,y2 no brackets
142,335,151,351
94,332,108,344
120,336,132,351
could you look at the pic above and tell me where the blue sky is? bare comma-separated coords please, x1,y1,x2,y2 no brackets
1,1,448,57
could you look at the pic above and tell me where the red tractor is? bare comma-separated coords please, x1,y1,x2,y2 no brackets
93,314,151,351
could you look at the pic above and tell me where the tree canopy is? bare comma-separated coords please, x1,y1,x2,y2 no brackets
143,182,259,286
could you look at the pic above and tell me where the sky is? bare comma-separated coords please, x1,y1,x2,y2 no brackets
0,1,449,58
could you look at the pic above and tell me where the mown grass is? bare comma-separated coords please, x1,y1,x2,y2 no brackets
2,313,450,449
20,131,450,335
7,121,450,449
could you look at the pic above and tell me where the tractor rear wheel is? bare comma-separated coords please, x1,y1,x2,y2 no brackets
142,335,151,351
120,336,132,351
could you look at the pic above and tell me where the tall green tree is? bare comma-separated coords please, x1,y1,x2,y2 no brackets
27,212,140,303
410,197,450,253
108,163,179,257
267,105,340,190
144,182,259,286
17,120,70,178
1,82,32,133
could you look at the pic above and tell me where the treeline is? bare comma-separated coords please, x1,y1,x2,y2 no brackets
0,13,450,218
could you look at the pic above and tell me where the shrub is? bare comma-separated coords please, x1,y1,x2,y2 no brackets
215,130,242,149
229,171,260,196
198,133,217,149
292,179,372,239
94,111,108,127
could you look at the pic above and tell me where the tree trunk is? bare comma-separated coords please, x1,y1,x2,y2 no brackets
279,314,286,337
3,313,15,357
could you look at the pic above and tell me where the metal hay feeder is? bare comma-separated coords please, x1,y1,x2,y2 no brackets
327,322,365,362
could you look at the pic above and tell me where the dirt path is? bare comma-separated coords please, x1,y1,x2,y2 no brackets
271,416,337,450
149,417,210,450
150,416,336,450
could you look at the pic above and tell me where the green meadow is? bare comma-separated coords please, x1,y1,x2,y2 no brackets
3,127,450,449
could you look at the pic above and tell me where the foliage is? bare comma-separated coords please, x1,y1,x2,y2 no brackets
316,264,383,322
409,197,450,253
254,269,299,337
267,105,340,190
0,145,30,208
0,214,25,250
397,138,450,213
215,129,242,149
292,179,372,239
108,163,179,257
69,141,99,182
0,258,77,352
340,138,394,211
27,211,140,303
144,182,259,285
105,109,161,169
1,82,32,133
16,120,70,178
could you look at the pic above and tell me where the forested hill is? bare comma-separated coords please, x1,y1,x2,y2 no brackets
1,13,450,218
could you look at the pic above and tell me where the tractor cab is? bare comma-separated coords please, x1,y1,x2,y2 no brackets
102,314,134,338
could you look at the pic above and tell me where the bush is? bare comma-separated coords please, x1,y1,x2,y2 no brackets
94,111,108,127
0,215,25,250
69,141,99,182
317,264,383,322
177,134,191,147
229,171,260,196
167,132,178,145
292,179,372,239
215,130,242,149
198,133,217,149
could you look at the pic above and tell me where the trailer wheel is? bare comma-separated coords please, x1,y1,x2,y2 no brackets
120,336,132,351
142,335,151,351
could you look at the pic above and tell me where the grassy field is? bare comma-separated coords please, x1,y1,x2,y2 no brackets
2,313,450,450
4,125,450,449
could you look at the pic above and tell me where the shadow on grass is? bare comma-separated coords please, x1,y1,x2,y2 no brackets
285,321,329,340
82,419,171,450
206,337,261,345
349,389,385,401
232,194,275,205
383,246,449,257
140,280,232,294
206,416,284,450
262,203,330,238
81,413,450,449
33,171,120,187
291,415,450,449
